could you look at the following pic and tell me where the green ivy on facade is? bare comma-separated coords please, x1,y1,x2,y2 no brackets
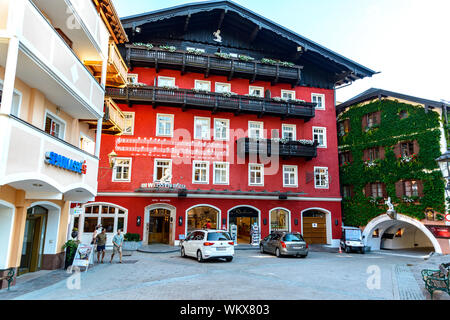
338,99,445,227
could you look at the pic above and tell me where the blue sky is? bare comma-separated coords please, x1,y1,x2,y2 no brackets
113,0,450,103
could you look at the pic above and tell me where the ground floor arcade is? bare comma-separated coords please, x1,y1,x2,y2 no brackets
71,196,343,248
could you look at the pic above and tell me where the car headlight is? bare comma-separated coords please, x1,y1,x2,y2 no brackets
345,241,351,245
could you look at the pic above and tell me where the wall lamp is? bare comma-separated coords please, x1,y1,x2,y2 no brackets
108,150,118,168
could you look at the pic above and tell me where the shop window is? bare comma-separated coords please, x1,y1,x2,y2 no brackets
44,111,65,139
312,93,325,110
84,217,98,233
187,206,219,233
214,119,229,141
194,117,211,140
249,164,264,186
282,124,296,141
193,161,209,184
123,112,135,135
82,204,127,235
270,209,290,232
113,158,131,182
313,127,327,148
314,167,329,189
156,114,174,137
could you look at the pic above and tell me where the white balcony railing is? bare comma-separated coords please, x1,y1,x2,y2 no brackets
20,0,105,116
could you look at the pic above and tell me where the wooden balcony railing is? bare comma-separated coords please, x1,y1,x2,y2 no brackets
108,41,128,87
126,45,303,86
106,86,316,120
83,98,125,135
237,138,318,160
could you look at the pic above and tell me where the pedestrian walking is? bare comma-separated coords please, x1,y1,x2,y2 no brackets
110,229,124,264
96,228,107,263
91,225,102,244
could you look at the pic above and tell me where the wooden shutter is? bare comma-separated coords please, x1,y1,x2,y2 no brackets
349,152,353,162
395,181,404,198
417,180,424,197
361,114,368,130
393,143,401,157
382,183,388,198
379,146,385,160
345,119,351,133
413,140,420,155
364,183,371,197
363,149,369,161
375,111,382,125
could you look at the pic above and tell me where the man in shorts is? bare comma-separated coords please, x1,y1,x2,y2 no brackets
110,229,124,264
96,228,107,263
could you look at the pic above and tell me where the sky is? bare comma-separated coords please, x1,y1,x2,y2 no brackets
113,0,450,103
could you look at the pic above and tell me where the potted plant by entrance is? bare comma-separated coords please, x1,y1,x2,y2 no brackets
122,233,143,251
63,239,80,269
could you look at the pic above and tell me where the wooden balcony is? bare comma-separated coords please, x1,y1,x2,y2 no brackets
237,138,318,160
125,45,303,87
85,41,128,87
106,86,316,120
83,98,125,135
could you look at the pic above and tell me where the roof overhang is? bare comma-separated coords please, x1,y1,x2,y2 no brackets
92,0,128,44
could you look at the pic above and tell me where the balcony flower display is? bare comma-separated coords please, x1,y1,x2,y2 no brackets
238,55,255,62
340,161,351,168
271,138,315,146
186,48,204,55
159,45,177,52
402,196,417,203
364,160,379,168
214,52,232,59
398,153,418,163
133,42,154,50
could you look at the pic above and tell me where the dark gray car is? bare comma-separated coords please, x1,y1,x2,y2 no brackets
260,232,308,258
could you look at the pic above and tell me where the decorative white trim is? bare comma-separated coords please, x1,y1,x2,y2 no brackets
185,204,222,235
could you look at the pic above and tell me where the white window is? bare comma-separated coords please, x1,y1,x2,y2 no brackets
113,158,132,182
314,167,329,189
249,86,264,97
215,82,231,93
249,164,264,186
249,121,264,139
80,134,95,155
213,162,229,185
194,117,211,140
0,82,22,117
44,111,66,139
281,90,296,100
282,124,296,140
214,119,229,141
193,161,209,184
154,159,172,182
82,204,127,235
127,74,138,85
283,165,298,187
158,76,176,88
123,112,135,135
313,127,327,148
194,80,211,91
312,93,325,110
156,114,174,137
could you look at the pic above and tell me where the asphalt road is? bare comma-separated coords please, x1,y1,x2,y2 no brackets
1,249,431,300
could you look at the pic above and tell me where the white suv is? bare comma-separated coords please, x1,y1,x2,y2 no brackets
181,230,235,263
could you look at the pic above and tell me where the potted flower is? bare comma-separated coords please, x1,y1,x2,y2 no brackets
63,239,80,269
122,233,143,251
71,228,79,239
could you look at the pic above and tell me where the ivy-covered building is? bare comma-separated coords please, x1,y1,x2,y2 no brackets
337,88,450,255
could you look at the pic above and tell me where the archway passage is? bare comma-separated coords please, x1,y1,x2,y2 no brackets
229,207,259,245
19,206,48,275
302,210,327,244
364,214,442,255
149,209,171,245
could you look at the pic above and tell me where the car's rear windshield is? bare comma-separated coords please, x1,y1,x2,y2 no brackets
283,234,304,242
207,232,232,241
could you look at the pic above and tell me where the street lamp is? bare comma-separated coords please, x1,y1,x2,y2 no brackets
108,150,118,168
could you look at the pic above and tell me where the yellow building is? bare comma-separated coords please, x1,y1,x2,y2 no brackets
0,0,127,289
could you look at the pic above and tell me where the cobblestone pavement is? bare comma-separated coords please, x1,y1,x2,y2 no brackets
0,250,444,300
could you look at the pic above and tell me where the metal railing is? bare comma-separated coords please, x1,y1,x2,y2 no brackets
106,86,316,119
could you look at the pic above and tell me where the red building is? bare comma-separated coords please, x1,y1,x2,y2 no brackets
72,1,376,247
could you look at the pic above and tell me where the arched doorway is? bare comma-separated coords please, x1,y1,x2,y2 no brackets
186,205,221,234
19,206,48,275
148,209,171,245
363,214,442,254
301,209,332,245
0,201,15,270
228,206,260,244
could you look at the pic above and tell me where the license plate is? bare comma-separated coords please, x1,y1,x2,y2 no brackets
293,247,303,250
217,247,227,251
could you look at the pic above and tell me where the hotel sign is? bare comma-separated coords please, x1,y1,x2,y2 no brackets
426,225,450,239
45,152,87,175
140,182,186,190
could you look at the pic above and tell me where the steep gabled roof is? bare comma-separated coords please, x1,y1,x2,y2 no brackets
337,88,445,114
120,0,377,85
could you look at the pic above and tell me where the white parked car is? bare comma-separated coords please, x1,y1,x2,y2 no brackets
180,230,235,262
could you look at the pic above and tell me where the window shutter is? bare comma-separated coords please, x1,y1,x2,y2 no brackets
349,152,353,162
345,119,351,133
382,183,388,198
376,111,382,124
417,180,424,197
393,143,401,157
363,149,369,161
395,181,404,198
361,115,367,130
379,146,385,160
413,140,420,155
364,183,371,197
